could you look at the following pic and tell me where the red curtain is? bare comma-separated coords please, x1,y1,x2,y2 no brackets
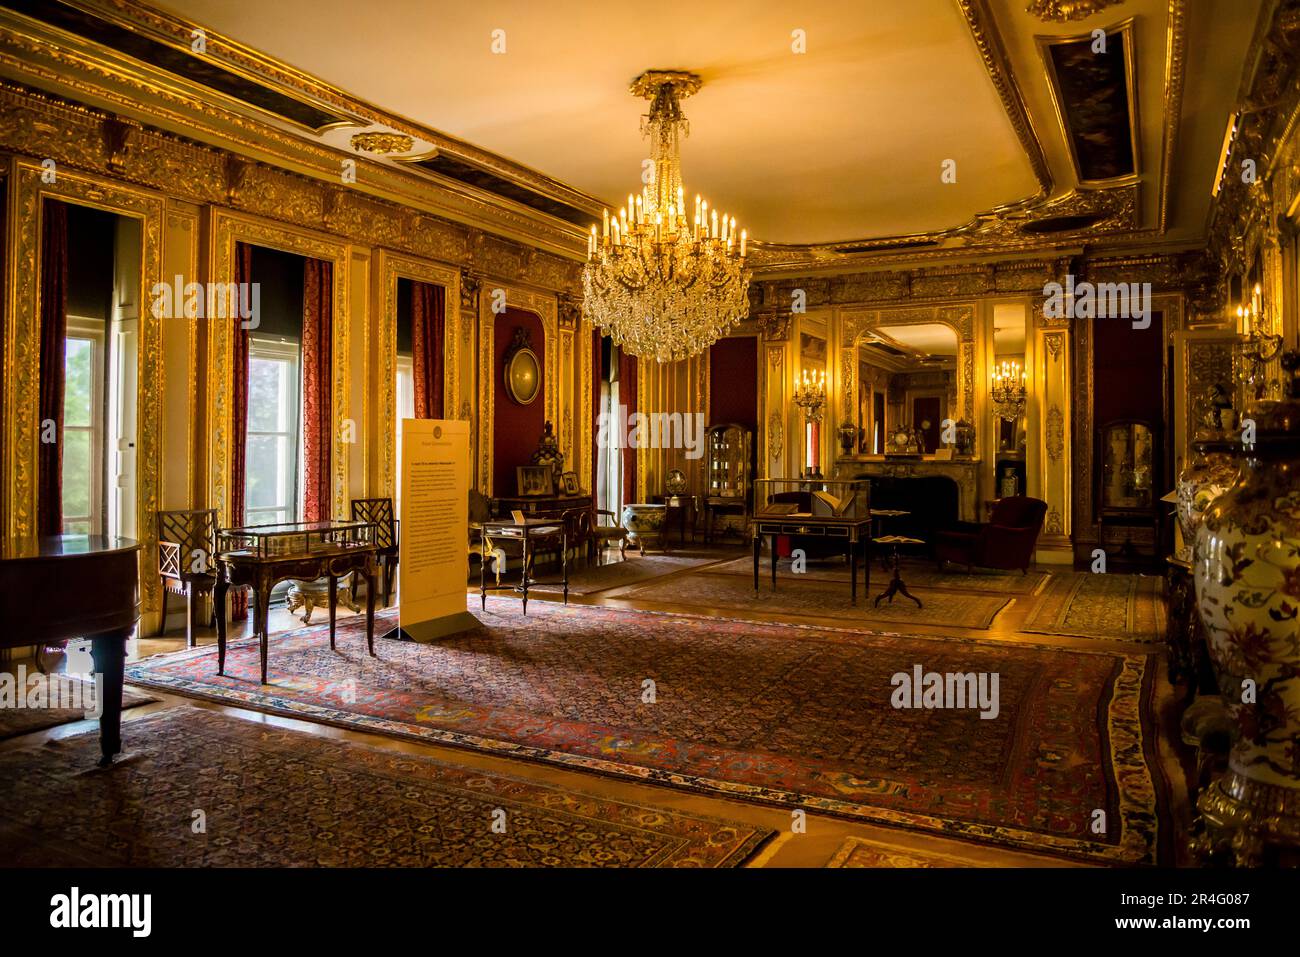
591,331,601,498
37,200,68,537
619,347,638,507
230,242,253,619
411,281,444,419
301,258,333,522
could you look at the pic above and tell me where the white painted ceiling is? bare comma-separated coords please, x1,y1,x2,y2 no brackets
159,0,1039,244
159,0,1260,247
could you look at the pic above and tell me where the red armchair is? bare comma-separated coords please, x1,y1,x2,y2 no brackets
935,496,1047,573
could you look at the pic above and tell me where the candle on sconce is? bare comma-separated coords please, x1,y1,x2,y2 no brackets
740,229,747,258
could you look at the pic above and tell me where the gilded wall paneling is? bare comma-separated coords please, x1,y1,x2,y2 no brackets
206,209,351,525
3,159,165,617
373,249,461,498
1036,321,1072,554
348,247,370,505
161,198,199,511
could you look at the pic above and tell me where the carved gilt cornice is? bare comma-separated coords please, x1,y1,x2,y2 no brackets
0,82,583,294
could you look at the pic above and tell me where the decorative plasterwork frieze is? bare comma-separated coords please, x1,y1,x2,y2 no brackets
757,250,1209,312
0,81,583,296
1026,1,1126,23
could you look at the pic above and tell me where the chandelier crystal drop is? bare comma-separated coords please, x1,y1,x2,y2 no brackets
583,71,751,364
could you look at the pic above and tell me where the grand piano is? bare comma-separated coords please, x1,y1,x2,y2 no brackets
0,535,141,765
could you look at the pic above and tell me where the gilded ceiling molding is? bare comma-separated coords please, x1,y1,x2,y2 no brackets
350,132,415,155
0,81,584,296
955,0,1054,196
0,20,587,258
1026,1,1127,25
43,0,602,225
758,248,1209,313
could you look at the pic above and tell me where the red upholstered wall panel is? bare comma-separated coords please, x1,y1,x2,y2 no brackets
492,308,546,496
708,336,758,430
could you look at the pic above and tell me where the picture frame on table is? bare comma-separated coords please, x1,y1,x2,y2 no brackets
517,465,554,497
560,471,580,495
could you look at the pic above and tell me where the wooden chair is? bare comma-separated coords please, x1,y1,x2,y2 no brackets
469,489,506,584
157,508,218,648
591,508,629,565
351,497,399,607
560,506,593,568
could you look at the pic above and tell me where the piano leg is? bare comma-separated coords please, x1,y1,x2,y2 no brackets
215,579,228,675
90,627,130,768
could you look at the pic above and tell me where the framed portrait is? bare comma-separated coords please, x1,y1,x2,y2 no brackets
560,471,580,495
516,465,554,497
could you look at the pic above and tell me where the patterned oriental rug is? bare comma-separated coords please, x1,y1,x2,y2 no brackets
706,556,1051,596
1022,573,1165,643
604,571,1013,630
126,602,1166,864
0,708,771,867
0,678,156,742
523,551,732,596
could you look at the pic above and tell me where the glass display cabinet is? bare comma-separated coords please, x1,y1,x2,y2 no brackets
703,423,752,543
1098,419,1161,557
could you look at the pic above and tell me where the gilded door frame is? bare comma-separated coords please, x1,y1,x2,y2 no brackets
373,248,460,498
206,208,351,526
476,282,558,495
2,157,165,613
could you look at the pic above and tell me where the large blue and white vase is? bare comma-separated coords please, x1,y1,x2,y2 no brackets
621,503,666,553
1192,362,1300,864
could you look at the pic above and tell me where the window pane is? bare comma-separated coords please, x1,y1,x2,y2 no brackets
63,520,92,535
63,338,94,428
62,428,92,520
248,357,286,432
246,434,286,510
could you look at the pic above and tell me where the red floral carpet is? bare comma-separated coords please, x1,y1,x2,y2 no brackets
126,601,1166,864
0,708,770,867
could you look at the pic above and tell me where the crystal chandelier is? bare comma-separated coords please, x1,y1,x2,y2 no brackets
991,360,1027,422
583,71,751,364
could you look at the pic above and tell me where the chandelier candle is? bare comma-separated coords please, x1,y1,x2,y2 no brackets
583,70,751,363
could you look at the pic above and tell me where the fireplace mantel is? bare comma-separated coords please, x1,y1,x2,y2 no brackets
833,456,982,521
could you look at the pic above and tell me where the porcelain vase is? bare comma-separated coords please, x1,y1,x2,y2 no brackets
1192,393,1300,864
621,503,666,553
1175,438,1237,563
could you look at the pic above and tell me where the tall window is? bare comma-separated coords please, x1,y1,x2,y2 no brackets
246,337,300,525
62,320,104,534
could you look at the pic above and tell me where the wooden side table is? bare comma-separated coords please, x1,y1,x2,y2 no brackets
480,518,569,615
873,535,925,608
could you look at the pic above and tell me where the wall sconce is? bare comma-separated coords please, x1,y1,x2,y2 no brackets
793,368,827,421
1236,283,1284,402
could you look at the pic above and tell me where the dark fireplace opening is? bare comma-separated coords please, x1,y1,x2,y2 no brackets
859,475,961,551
